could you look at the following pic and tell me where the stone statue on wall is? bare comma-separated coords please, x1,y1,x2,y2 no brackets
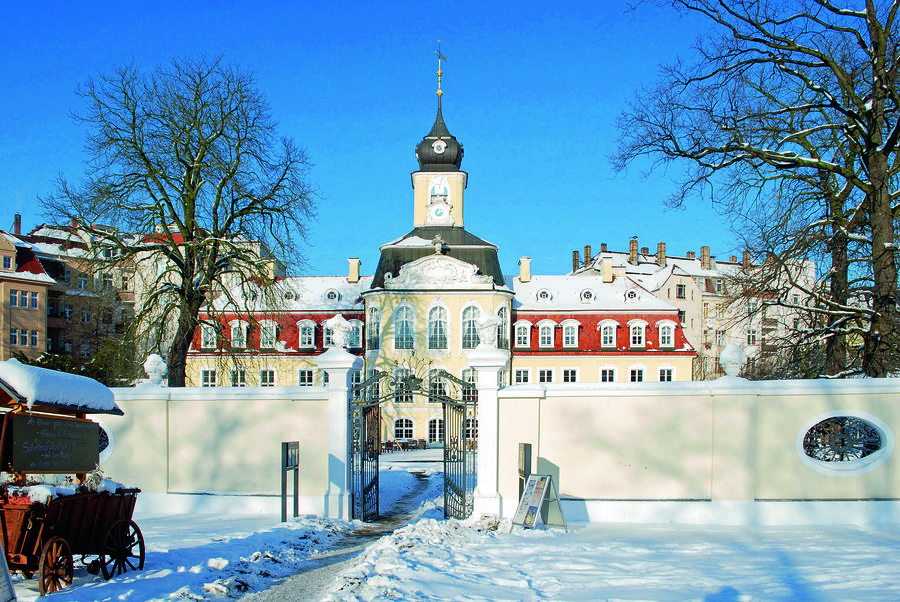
719,343,747,378
475,312,502,348
143,354,167,385
324,314,351,348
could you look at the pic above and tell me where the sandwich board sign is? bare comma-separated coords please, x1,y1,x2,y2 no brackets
512,474,566,530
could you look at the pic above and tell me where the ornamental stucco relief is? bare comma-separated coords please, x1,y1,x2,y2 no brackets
385,254,494,290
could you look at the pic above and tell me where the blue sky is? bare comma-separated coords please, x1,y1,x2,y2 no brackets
2,1,738,277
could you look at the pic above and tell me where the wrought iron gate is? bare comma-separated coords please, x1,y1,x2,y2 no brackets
350,368,477,521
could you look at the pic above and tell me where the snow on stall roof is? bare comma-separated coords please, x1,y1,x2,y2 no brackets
0,359,122,415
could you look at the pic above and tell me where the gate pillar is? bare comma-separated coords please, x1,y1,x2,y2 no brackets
316,346,364,520
466,345,509,517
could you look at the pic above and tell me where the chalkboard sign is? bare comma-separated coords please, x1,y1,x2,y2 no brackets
11,414,99,474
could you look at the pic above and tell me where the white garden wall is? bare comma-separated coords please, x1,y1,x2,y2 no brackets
489,376,900,526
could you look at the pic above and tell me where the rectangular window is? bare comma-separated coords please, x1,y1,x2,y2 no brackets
231,370,247,387
2,256,10,270
601,325,615,348
30,330,37,347
102,273,113,290
538,369,553,383
260,324,276,348
201,369,217,387
659,368,673,382
562,369,577,383
600,368,615,382
515,325,529,347
514,369,530,384
675,284,686,299
349,325,362,348
539,326,553,348
9,290,16,307
232,324,246,348
678,310,686,324
299,325,314,348
81,307,91,323
630,326,644,347
260,369,276,387
716,330,726,346
64,304,73,321
703,303,710,318
630,369,644,382
201,325,217,348
747,328,758,345
715,279,724,294
563,325,577,348
323,327,334,347
30,292,38,309
78,274,88,289
298,369,314,386
9,329,16,346
19,291,27,307
80,342,91,358
715,303,725,318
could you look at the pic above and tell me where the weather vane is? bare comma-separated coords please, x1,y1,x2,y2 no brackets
435,40,447,97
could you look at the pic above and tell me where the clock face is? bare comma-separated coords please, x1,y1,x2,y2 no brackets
432,139,447,154
430,205,445,218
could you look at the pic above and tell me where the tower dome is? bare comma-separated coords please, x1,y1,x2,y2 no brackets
415,96,464,171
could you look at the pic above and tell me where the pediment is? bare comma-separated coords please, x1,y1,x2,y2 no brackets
385,254,494,290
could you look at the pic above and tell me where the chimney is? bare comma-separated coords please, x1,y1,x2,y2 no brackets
572,250,580,272
600,259,614,283
347,257,360,283
743,250,752,268
583,245,591,267
686,251,696,259
629,237,639,264
600,243,607,253
730,255,737,263
701,246,711,270
519,257,532,283
13,213,21,236
657,242,666,267
640,247,649,256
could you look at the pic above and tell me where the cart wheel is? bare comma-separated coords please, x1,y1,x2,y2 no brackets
38,536,74,596
100,519,145,580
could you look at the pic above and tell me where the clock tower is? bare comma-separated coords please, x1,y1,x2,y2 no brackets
412,59,467,228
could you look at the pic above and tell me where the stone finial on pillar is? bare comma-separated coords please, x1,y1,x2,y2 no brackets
720,343,747,378
324,314,351,348
475,312,502,348
143,354,167,386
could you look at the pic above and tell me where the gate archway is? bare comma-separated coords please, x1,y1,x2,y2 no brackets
349,369,477,522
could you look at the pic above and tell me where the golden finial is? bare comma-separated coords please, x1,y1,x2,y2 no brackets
435,40,446,97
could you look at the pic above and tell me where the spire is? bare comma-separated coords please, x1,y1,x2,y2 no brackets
415,41,463,171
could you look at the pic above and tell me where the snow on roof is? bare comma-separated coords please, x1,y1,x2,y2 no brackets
589,250,741,280
0,359,123,415
213,275,373,313
512,273,677,312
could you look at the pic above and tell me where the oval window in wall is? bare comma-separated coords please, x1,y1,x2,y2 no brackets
797,411,893,476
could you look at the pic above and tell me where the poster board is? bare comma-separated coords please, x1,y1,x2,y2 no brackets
512,474,566,530
10,414,99,474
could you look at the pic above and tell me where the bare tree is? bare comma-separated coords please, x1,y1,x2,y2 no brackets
44,57,315,386
616,0,900,377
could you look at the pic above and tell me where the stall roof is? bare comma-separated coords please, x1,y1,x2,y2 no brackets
0,359,123,415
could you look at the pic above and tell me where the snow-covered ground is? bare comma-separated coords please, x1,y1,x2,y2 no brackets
12,451,900,601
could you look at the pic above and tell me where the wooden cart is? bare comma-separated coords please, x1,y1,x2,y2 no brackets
0,359,143,595
0,486,144,595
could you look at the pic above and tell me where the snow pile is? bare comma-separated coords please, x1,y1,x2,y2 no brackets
0,358,120,414
7,477,130,505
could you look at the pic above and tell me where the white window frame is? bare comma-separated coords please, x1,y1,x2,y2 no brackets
298,368,315,387
561,319,580,349
394,418,414,440
348,319,363,349
322,325,334,347
598,319,619,349
394,367,414,403
428,305,449,350
599,366,617,383
514,320,532,348
537,319,557,349
629,364,646,382
259,368,277,387
562,368,578,383
394,304,416,351
538,368,554,383
30,292,38,309
297,319,316,349
747,327,759,345
259,320,278,349
627,319,648,349
230,369,247,387
497,306,510,349
201,368,217,387
658,367,675,382
461,368,477,402
367,306,381,350
230,320,250,349
675,283,686,299
30,330,37,347
201,324,217,348
461,305,481,349
514,368,531,384
656,319,677,349
428,418,445,443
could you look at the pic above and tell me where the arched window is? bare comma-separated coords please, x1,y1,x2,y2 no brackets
428,306,448,349
497,306,509,349
394,368,414,403
260,320,278,348
367,307,380,350
429,369,447,403
229,320,249,349
599,320,618,349
537,320,557,348
297,320,315,348
395,305,415,350
561,319,580,348
656,320,677,349
628,320,648,349
462,306,480,349
394,418,414,440
348,320,363,348
428,418,444,443
514,321,531,348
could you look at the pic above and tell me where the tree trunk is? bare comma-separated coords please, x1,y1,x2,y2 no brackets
824,199,849,376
